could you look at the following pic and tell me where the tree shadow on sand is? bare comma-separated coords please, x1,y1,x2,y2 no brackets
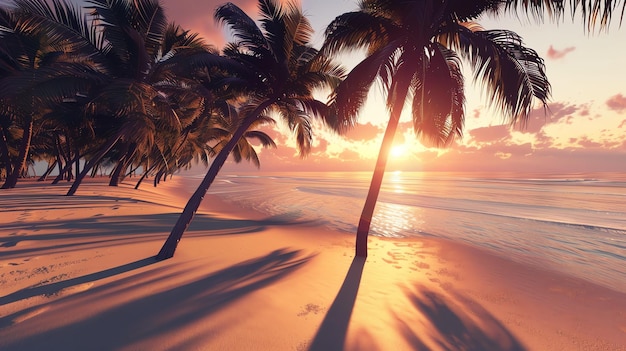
396,285,527,351
0,248,314,350
0,257,157,306
0,212,311,258
308,257,365,351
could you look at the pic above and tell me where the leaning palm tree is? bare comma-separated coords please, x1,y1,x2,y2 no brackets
323,0,551,257
156,0,345,260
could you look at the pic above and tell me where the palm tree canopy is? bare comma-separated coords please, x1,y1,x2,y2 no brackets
324,0,551,146
214,0,346,156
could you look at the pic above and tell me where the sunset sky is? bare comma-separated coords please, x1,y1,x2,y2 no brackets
80,1,626,173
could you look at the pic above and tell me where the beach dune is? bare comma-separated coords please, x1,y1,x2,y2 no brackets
1,177,625,350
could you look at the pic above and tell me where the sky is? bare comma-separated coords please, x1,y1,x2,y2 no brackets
85,1,626,173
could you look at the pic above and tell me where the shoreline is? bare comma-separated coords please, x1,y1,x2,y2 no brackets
1,177,625,350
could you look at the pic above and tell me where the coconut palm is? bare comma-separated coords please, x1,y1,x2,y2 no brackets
323,0,551,257
0,0,102,188
156,0,345,260
64,0,214,195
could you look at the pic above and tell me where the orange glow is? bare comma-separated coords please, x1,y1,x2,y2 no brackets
390,145,408,158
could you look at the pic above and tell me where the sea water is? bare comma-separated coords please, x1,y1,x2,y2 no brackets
193,171,626,292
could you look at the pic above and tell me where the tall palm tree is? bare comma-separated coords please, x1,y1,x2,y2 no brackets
0,0,101,188
156,0,345,260
323,0,551,257
65,1,213,195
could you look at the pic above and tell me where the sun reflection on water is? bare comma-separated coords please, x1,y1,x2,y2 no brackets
389,171,406,194
372,202,424,238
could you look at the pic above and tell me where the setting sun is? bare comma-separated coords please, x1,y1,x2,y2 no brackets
390,145,407,158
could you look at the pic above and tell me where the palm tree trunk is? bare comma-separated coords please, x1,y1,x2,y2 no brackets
38,160,58,181
66,133,122,196
2,116,33,189
355,107,402,257
74,143,80,177
156,100,274,260
135,161,159,189
0,125,13,183
109,142,132,186
52,157,75,184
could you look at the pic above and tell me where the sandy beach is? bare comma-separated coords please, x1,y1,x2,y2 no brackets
1,177,625,351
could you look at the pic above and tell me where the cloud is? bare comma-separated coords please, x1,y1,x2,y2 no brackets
160,0,258,48
468,125,511,143
606,94,626,112
546,45,576,60
344,122,382,141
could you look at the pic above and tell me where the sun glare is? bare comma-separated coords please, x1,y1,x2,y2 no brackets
390,145,407,158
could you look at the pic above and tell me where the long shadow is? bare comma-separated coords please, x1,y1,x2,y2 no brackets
0,212,314,257
0,258,156,306
0,248,314,350
398,285,527,351
308,256,365,351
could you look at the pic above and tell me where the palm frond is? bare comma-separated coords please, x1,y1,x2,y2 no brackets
454,25,550,124
329,41,400,133
323,10,395,56
412,44,465,147
281,2,314,63
215,2,268,56
504,0,625,29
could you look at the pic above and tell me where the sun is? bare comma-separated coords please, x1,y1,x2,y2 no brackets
390,145,407,158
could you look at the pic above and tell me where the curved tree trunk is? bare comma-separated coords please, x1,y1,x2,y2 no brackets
109,142,132,186
0,125,13,182
156,99,274,260
135,162,159,189
52,158,75,184
355,107,402,258
153,169,162,187
38,160,58,181
66,133,122,196
2,117,33,189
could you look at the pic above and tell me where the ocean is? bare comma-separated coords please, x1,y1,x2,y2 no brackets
191,171,626,293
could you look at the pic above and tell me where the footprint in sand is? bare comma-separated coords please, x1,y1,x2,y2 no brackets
297,303,324,317
414,261,430,269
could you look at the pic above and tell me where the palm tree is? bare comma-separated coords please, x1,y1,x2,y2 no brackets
323,0,551,257
0,0,101,188
65,1,214,195
155,0,345,260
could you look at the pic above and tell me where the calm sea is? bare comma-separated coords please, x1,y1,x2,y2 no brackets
189,171,626,292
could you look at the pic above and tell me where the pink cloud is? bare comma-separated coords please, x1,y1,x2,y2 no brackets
344,122,382,141
546,45,576,60
606,94,626,112
161,0,259,48
468,125,511,143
